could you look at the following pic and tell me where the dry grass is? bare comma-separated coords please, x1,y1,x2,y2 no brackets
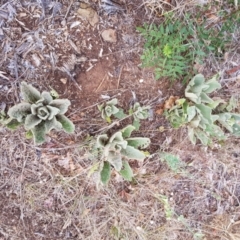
1,0,240,240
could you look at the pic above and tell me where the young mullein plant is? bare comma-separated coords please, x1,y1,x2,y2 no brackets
95,125,150,184
129,102,150,130
7,82,75,145
98,98,126,123
165,74,240,145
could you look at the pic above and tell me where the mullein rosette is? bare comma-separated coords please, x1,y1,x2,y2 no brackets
7,82,75,145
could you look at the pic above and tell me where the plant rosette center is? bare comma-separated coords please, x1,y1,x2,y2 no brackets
31,102,60,121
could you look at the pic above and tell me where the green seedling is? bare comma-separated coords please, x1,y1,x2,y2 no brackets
129,102,150,130
7,82,75,145
165,74,240,145
95,125,150,184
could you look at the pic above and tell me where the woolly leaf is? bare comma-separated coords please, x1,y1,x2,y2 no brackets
216,113,233,132
200,92,214,104
46,105,60,120
205,124,226,140
100,161,111,185
226,96,238,112
109,132,125,145
121,145,146,161
96,134,109,148
36,106,49,120
127,137,150,149
25,130,33,139
107,151,122,171
132,119,140,130
106,98,118,106
187,106,196,122
56,115,75,133
113,108,127,119
31,103,42,115
188,127,196,144
194,128,209,145
232,123,240,136
185,92,199,103
119,161,133,181
189,116,201,128
204,75,221,93
195,104,213,124
50,99,71,114
20,82,41,103
39,91,53,105
8,103,31,122
24,114,42,130
121,125,135,138
45,117,62,132
31,122,46,145
5,119,23,130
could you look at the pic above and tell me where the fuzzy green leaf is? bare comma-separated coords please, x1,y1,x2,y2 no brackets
185,92,199,103
194,128,209,145
107,151,122,171
121,145,146,161
187,106,196,122
5,119,23,130
46,106,60,120
36,106,49,120
200,92,214,104
204,75,221,93
109,132,125,145
132,119,140,130
20,82,41,103
39,91,53,105
24,114,42,130
31,122,46,145
188,127,196,144
127,137,150,149
25,130,33,139
50,99,70,114
45,117,63,132
113,108,127,119
8,103,31,122
96,134,109,148
189,116,201,128
56,115,75,133
106,98,118,106
195,104,213,124
232,123,240,136
121,125,135,138
119,161,133,181
100,161,111,185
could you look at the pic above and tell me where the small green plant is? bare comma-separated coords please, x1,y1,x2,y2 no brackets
98,98,119,123
164,74,240,145
95,125,150,184
137,19,196,81
7,82,75,145
129,102,150,130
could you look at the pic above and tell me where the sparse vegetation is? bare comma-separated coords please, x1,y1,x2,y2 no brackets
95,125,150,184
7,82,75,145
0,0,240,239
164,74,240,145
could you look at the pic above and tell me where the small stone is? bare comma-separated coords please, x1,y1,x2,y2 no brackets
101,29,117,43
77,3,99,27
60,78,67,84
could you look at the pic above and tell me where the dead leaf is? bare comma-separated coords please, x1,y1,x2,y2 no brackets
77,3,99,27
164,96,179,109
101,29,117,43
